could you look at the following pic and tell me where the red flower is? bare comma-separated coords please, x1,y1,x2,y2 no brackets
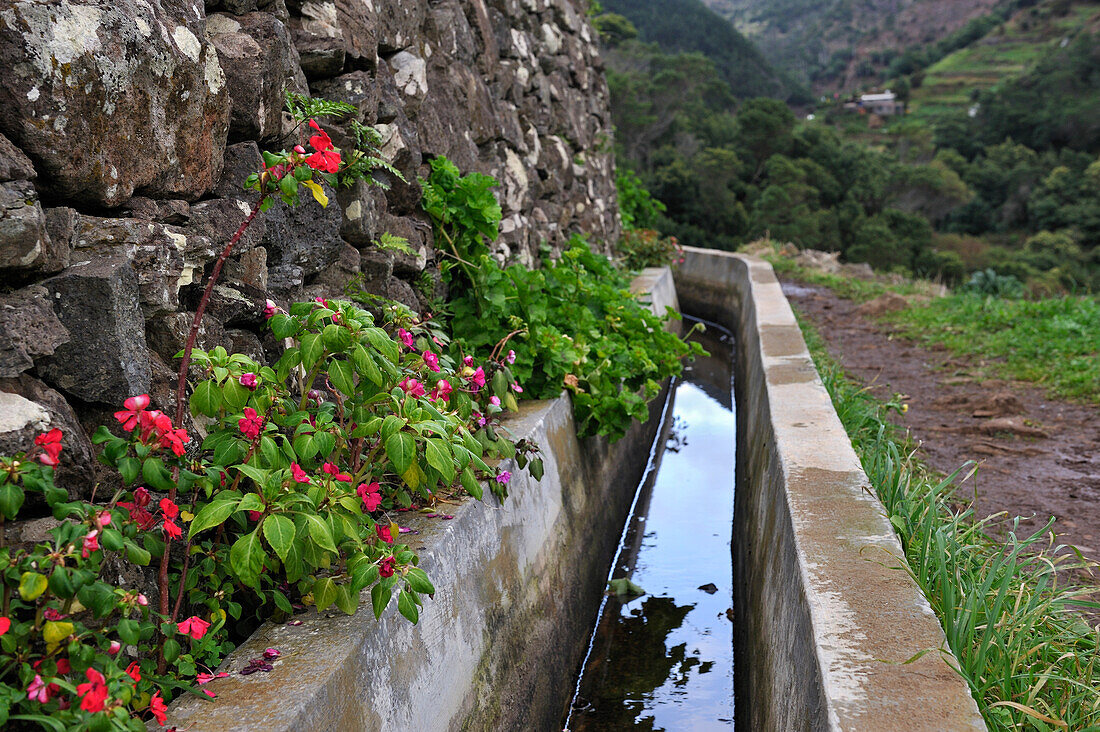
133,487,151,508
113,394,150,431
27,674,55,703
0,617,9,635
57,658,71,674
125,661,141,683
357,482,382,512
177,615,211,640
397,328,414,348
34,428,63,466
290,463,311,484
159,427,190,457
150,691,168,726
159,498,179,520
117,502,156,531
163,519,182,540
82,529,99,558
376,523,393,544
76,667,109,713
379,556,396,578
470,366,486,390
321,462,351,481
238,407,264,441
239,372,258,389
43,607,67,621
248,510,262,522
263,299,278,319
305,120,340,173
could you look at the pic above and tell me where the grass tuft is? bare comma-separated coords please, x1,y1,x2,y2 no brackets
799,313,1100,731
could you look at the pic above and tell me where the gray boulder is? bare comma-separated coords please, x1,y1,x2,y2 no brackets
0,285,69,378
0,0,231,207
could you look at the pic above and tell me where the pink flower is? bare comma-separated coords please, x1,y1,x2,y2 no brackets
376,523,393,544
379,556,396,578
76,667,108,713
290,463,311,484
248,510,262,522
27,674,58,704
264,299,278,319
422,350,440,372
43,607,66,621
357,482,382,512
133,487,151,508
113,394,150,431
489,396,501,406
429,379,453,402
263,647,281,659
238,407,264,441
512,383,523,393
462,356,474,367
197,671,229,684
107,640,121,655
399,377,426,398
82,530,99,558
496,470,512,485
469,367,486,390
150,691,168,726
473,411,486,427
397,328,414,348
240,372,258,389
177,615,211,640
293,144,306,155
136,594,149,607
506,349,516,364
95,510,111,528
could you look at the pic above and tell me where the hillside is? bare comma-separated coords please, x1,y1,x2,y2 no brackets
907,1,1100,123
601,0,811,103
701,0,1002,91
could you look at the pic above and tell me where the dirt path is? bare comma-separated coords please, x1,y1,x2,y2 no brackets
780,278,1100,561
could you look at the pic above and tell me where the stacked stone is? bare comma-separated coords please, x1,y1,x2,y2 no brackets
0,0,617,502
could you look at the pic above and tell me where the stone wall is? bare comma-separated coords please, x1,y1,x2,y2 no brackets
0,0,617,501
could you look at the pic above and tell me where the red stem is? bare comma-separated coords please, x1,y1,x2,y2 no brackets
158,194,265,673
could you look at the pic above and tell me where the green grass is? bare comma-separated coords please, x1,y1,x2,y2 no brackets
885,295,1100,404
764,253,937,302
799,313,1100,731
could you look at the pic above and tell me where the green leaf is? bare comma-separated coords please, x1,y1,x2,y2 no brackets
269,313,299,340
18,571,47,601
0,483,24,520
230,529,266,589
191,379,222,417
424,439,455,484
397,590,419,624
125,541,151,566
322,323,353,352
313,577,338,612
300,333,325,371
353,344,383,385
99,528,124,552
235,464,270,487
237,493,265,512
117,618,140,645
363,328,400,365
142,457,175,492
528,458,544,482
304,513,337,553
405,568,435,595
117,457,140,486
352,563,380,592
335,584,359,615
188,499,239,539
262,514,296,562
260,435,281,468
222,378,250,410
329,359,355,396
460,467,483,500
384,431,416,475
371,582,392,619
272,589,293,614
163,638,181,663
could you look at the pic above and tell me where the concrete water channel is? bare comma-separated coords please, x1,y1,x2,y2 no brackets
166,251,986,731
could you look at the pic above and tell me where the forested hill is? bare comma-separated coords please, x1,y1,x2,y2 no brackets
700,0,1002,91
600,0,811,104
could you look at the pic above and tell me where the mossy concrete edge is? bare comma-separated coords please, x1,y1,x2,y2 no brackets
675,246,985,731
163,267,679,731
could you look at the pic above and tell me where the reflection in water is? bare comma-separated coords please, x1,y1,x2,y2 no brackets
566,325,736,731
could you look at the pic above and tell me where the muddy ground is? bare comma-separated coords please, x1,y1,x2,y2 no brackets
780,278,1100,565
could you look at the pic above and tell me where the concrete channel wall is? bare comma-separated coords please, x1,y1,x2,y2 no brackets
165,268,679,731
675,247,986,731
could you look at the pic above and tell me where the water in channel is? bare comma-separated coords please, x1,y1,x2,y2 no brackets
564,324,736,731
